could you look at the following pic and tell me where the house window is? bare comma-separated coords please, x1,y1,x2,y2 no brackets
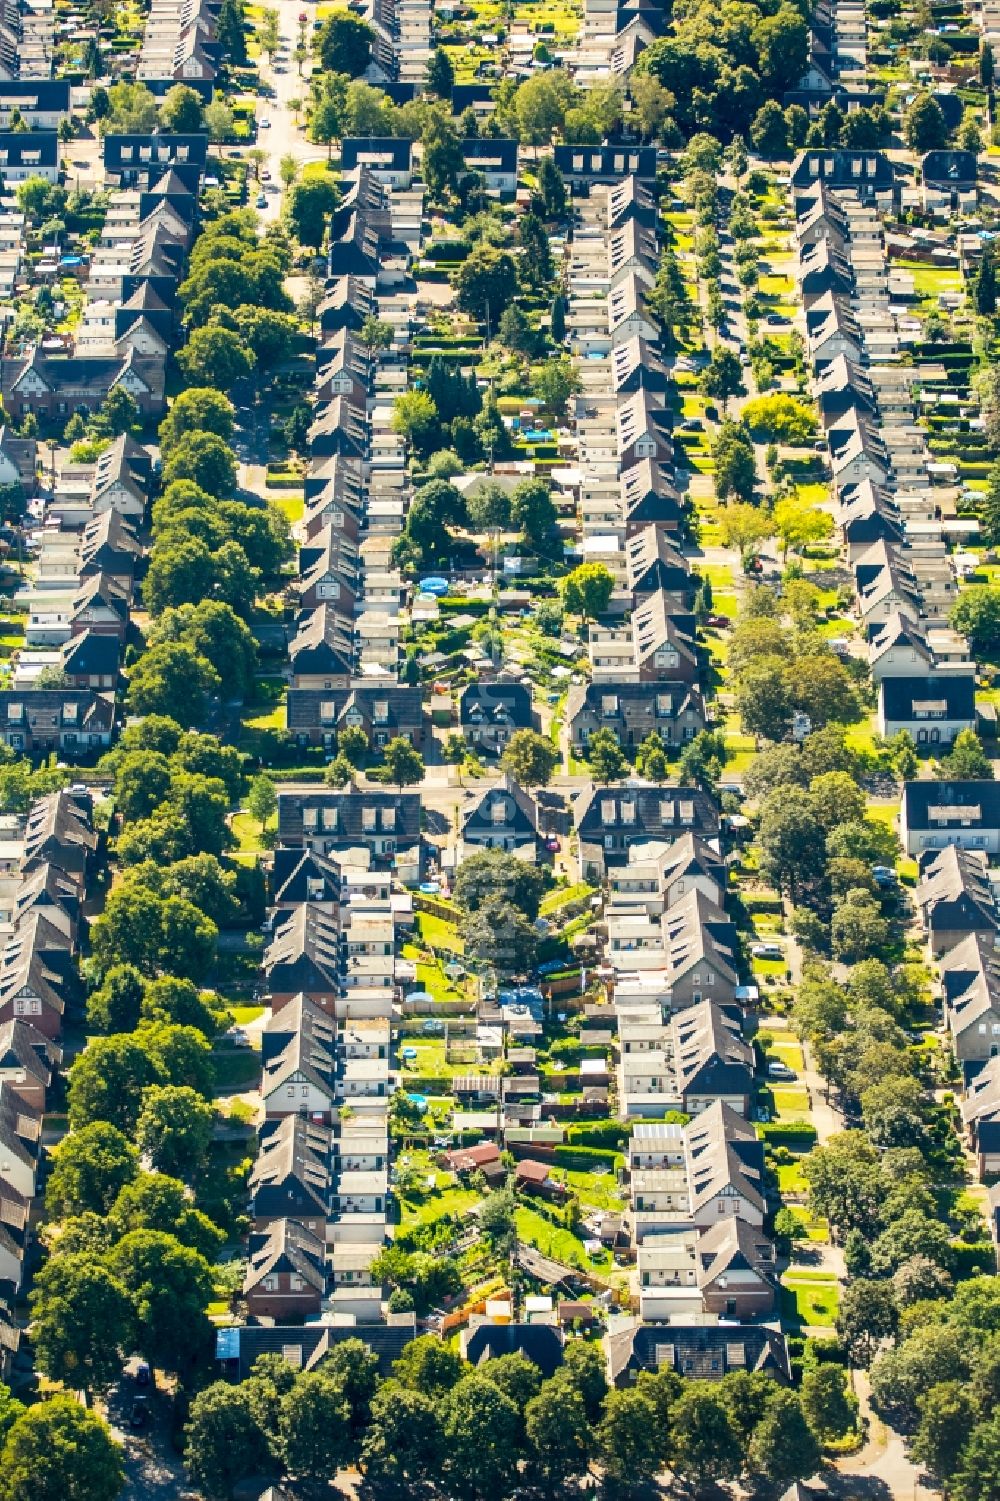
362,807,376,831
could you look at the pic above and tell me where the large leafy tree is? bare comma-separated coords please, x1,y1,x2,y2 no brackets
184,1384,270,1501
29,1255,134,1394
46,1122,138,1217
107,1230,213,1373
0,1396,125,1501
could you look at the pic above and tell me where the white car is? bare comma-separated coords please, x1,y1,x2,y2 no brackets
751,942,784,960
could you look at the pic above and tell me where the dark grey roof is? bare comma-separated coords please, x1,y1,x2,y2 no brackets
880,675,975,724
606,1318,790,1384
462,1321,564,1378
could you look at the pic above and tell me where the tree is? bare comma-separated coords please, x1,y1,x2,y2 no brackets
713,423,757,501
757,785,829,900
146,600,258,701
380,736,425,790
176,325,254,391
106,80,159,133
750,98,789,157
511,477,556,548
286,176,339,248
562,561,614,621
951,587,1000,654
951,1413,1000,1501
126,642,221,728
836,1277,898,1368
258,6,280,59
440,1372,521,1500
939,728,994,780
361,1380,442,1493
983,40,996,89
68,1033,158,1134
109,1172,223,1262
278,1370,351,1481
631,72,674,141
247,773,278,832
467,480,511,537
500,729,558,787
718,502,772,568
87,963,147,1034
460,896,538,976
597,1386,663,1494
317,13,373,75
531,356,580,417
426,46,454,99
455,245,519,324
670,1386,741,1490
749,1389,821,1491
0,1396,125,1501
184,1383,270,1501
234,305,299,367
360,315,394,357
538,158,567,220
550,292,566,343
906,91,948,151
773,496,833,558
162,440,237,509
160,84,204,132
392,1333,462,1396
216,0,248,63
700,347,744,405
46,1122,138,1217
513,73,572,144
799,1361,857,1442
391,389,439,455
454,848,546,920
159,389,234,454
29,1254,134,1395
524,1373,591,1492
92,883,218,982
977,247,997,316
587,727,628,782
831,891,891,964
136,1085,214,1180
108,1230,213,1373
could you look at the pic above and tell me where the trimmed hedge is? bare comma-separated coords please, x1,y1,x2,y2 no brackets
759,1121,818,1145
552,1145,621,1171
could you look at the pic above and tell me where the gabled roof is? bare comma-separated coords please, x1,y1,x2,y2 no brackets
605,1316,789,1384
245,1218,326,1295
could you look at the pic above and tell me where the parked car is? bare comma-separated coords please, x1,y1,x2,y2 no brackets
256,194,267,208
129,1398,149,1430
767,1061,796,1081
135,1362,151,1387
751,942,784,960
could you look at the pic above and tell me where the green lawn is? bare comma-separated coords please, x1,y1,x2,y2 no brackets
230,1004,265,1025
776,1160,808,1196
399,1180,482,1229
417,912,464,954
230,811,272,853
771,1086,812,1119
781,1273,840,1329
515,1207,610,1272
539,883,595,917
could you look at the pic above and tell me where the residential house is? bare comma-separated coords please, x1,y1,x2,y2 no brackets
921,150,977,219
461,138,518,195
915,847,999,956
960,1053,1000,1177
263,906,342,1017
877,674,976,745
638,1218,776,1321
671,1001,754,1116
458,775,540,858
574,782,720,878
605,1318,789,1386
340,138,412,188
0,1019,56,1112
218,1318,417,1382
288,605,355,691
554,144,657,192
248,1115,332,1236
940,933,1000,1067
277,789,422,875
0,690,115,758
244,1219,327,1322
261,994,338,1123
459,680,536,751
900,780,1000,856
565,680,705,754
287,684,424,752
0,130,57,183
789,149,894,207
